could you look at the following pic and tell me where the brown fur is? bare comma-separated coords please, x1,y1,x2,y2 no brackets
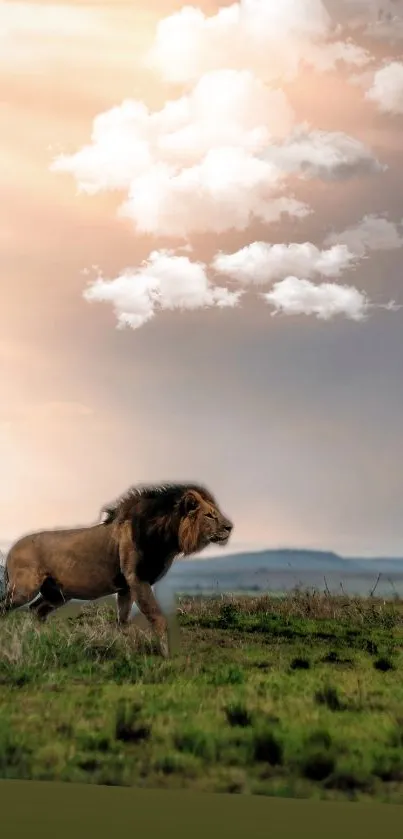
1,482,233,656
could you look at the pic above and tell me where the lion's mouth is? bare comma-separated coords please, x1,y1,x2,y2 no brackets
212,532,231,546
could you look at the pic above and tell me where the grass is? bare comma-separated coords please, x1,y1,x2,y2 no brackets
0,591,403,802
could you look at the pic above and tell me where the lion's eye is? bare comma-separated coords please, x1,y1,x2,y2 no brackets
206,512,215,520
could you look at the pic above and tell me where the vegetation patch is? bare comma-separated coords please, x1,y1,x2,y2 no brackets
0,591,402,801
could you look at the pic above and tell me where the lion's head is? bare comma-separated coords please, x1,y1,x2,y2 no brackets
101,482,233,559
177,487,233,556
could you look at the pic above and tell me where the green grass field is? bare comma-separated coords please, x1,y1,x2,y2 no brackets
1,592,403,803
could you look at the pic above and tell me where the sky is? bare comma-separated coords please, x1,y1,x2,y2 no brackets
1,0,403,559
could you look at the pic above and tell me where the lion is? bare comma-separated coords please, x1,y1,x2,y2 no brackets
1,483,233,656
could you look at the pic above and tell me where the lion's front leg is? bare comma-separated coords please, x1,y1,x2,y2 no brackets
118,523,169,657
130,579,170,658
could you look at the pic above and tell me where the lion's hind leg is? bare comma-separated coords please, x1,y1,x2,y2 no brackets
29,576,67,623
29,597,59,622
1,572,43,616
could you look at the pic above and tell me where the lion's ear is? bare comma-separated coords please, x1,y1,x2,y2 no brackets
180,490,200,516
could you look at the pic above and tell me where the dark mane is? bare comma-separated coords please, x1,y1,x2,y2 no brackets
100,482,217,525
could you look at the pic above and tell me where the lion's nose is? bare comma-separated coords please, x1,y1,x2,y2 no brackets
223,520,233,533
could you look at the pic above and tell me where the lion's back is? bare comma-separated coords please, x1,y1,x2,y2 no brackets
6,525,112,571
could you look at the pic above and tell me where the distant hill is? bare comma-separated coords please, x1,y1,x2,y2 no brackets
170,548,403,576
165,548,403,597
344,557,403,574
180,548,349,572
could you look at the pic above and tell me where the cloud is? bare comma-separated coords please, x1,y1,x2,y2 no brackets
331,0,403,36
262,276,371,320
50,70,294,193
50,1,382,240
48,0,398,330
211,220,401,323
213,212,403,288
365,61,403,115
263,127,385,180
117,126,381,236
51,67,320,236
83,250,243,330
212,240,357,284
156,70,295,161
51,67,381,237
356,1,403,41
118,149,310,238
324,214,403,257
82,243,400,330
146,0,369,84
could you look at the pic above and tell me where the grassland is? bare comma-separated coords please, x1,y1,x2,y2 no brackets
1,591,403,803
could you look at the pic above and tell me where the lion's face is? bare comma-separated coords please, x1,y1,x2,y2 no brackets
178,489,233,555
199,498,233,547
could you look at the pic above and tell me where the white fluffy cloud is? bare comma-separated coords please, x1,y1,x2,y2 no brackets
262,276,370,320
83,250,243,330
51,68,315,235
50,70,294,194
146,0,369,84
48,0,399,330
325,214,403,256
365,62,403,115
83,238,399,330
118,149,310,238
51,70,381,237
51,99,154,194
50,0,381,240
210,213,403,306
212,241,357,284
264,127,385,180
